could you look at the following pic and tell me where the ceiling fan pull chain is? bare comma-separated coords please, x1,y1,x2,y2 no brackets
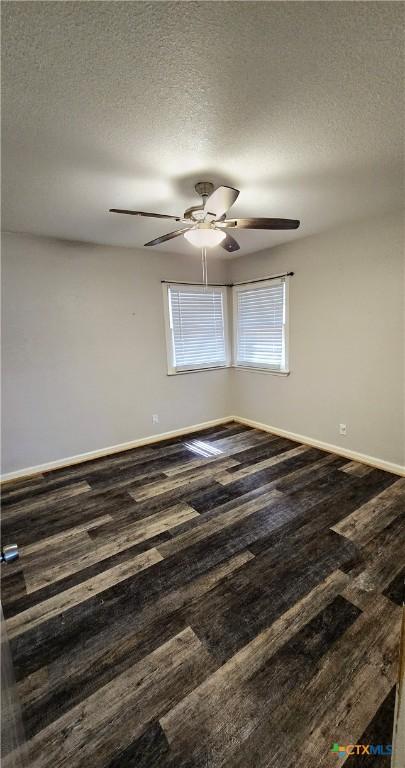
201,247,208,287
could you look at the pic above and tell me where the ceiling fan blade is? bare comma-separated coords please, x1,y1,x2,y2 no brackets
144,228,190,247
219,218,300,230
110,209,182,222
220,232,240,253
204,186,240,219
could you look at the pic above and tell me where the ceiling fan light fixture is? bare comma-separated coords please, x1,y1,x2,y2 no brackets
184,225,226,248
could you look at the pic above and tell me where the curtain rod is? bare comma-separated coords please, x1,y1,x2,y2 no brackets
161,280,232,287
161,272,294,288
232,272,294,286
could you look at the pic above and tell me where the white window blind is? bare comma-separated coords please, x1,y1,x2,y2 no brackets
165,284,229,373
233,278,288,372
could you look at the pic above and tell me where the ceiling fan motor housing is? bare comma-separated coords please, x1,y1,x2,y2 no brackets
183,182,216,220
194,181,214,199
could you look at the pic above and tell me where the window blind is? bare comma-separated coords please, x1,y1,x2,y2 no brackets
234,279,287,371
167,285,228,371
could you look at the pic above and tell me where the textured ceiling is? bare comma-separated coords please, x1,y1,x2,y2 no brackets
2,1,404,257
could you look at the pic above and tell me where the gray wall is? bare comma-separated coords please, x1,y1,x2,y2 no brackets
1,232,230,473
229,212,405,467
2,213,404,475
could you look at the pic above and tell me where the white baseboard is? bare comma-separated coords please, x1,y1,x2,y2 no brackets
2,413,403,482
0,417,234,483
233,416,405,477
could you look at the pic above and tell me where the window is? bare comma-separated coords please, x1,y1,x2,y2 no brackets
233,278,289,373
163,284,230,374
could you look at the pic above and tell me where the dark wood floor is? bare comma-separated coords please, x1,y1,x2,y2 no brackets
1,422,404,767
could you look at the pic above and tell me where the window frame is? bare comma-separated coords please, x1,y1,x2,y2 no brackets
162,283,231,376
232,277,290,375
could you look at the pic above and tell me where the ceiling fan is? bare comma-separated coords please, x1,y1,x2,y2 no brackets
110,182,300,253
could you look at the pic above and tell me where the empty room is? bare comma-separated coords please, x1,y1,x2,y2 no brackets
1,2,404,767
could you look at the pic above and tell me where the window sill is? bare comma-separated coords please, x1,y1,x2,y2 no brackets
167,365,289,376
233,366,290,376
167,365,231,376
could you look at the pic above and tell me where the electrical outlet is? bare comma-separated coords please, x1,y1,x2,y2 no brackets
339,423,347,436
152,414,159,424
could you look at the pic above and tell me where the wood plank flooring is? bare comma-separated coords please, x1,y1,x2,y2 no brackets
1,422,404,767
